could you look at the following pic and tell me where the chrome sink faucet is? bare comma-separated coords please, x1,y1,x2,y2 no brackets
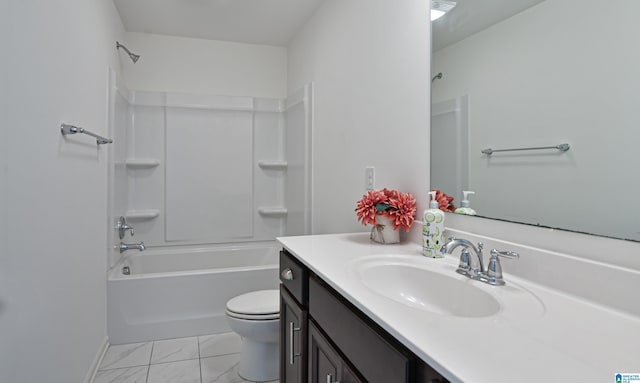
442,238,484,277
442,238,519,286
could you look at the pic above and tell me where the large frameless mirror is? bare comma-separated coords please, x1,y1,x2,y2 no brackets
430,0,640,242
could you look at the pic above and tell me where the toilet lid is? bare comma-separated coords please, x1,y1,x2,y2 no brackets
226,290,279,317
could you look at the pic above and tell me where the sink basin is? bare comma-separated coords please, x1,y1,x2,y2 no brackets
354,257,501,318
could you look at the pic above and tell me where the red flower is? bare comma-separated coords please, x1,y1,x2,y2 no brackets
356,189,416,231
434,189,456,212
355,189,387,226
386,192,417,232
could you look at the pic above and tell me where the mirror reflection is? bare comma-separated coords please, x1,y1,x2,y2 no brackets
431,0,640,242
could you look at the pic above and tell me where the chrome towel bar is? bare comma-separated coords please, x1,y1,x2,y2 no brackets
60,123,113,145
481,143,569,155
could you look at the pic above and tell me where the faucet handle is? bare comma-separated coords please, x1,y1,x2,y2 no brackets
490,249,519,259
116,216,135,239
486,249,519,286
456,249,471,275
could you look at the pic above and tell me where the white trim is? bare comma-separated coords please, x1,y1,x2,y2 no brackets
83,336,109,383
304,82,314,235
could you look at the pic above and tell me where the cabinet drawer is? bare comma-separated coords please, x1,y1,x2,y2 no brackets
280,250,308,305
309,276,412,383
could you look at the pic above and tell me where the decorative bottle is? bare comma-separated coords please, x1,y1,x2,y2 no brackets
454,191,477,215
423,191,446,258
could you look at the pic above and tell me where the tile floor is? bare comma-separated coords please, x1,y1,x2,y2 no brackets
94,332,279,383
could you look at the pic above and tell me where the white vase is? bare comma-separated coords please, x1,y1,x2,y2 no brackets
370,215,400,244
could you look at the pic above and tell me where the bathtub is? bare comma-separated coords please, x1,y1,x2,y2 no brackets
107,243,280,344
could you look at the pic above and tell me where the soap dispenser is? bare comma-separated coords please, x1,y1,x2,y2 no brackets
423,191,446,258
455,191,477,215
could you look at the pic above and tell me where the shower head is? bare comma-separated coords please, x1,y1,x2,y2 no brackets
116,41,140,64
432,72,443,83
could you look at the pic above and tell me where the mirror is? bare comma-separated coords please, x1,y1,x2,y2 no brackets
430,0,640,242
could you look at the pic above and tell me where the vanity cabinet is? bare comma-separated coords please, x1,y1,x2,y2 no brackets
280,251,309,383
281,287,307,383
280,249,449,383
308,322,361,383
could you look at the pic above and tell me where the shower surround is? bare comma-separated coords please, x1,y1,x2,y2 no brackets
107,75,312,343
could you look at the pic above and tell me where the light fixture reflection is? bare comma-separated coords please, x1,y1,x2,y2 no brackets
431,0,457,21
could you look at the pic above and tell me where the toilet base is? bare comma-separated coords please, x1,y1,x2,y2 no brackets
238,338,279,382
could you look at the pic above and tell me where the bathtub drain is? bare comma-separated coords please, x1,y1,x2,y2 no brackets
122,266,130,275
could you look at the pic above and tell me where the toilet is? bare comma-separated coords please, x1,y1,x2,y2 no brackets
225,289,280,382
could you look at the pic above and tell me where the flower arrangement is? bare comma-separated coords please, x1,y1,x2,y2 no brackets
355,188,417,232
433,189,456,212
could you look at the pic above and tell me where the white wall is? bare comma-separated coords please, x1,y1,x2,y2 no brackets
432,0,640,240
288,0,431,235
0,1,125,382
123,32,288,98
0,0,9,375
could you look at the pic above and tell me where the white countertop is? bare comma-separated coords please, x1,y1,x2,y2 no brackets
277,233,640,383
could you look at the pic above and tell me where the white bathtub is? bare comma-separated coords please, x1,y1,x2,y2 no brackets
107,243,280,344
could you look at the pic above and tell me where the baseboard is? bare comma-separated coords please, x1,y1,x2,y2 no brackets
82,336,109,383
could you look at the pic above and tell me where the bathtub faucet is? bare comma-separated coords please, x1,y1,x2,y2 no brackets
118,241,145,253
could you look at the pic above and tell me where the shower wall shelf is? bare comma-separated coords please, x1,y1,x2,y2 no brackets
258,207,288,218
126,159,160,169
258,161,288,170
126,209,160,220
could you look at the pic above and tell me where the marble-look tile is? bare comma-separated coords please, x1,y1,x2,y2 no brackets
100,342,153,370
93,366,148,383
199,333,242,358
147,359,201,383
151,337,199,364
200,354,244,383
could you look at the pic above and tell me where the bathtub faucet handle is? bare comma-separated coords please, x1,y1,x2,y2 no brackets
116,216,135,239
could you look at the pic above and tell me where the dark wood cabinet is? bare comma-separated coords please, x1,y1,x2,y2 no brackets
280,249,449,383
280,249,309,383
308,322,362,383
281,286,308,383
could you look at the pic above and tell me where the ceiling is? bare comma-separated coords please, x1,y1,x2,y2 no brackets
112,0,326,46
432,0,546,51
112,0,546,52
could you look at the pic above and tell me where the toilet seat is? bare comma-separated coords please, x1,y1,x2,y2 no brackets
226,289,279,320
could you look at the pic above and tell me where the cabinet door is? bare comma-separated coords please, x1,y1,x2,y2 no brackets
281,286,308,383
309,322,363,383
309,276,410,383
308,323,341,383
